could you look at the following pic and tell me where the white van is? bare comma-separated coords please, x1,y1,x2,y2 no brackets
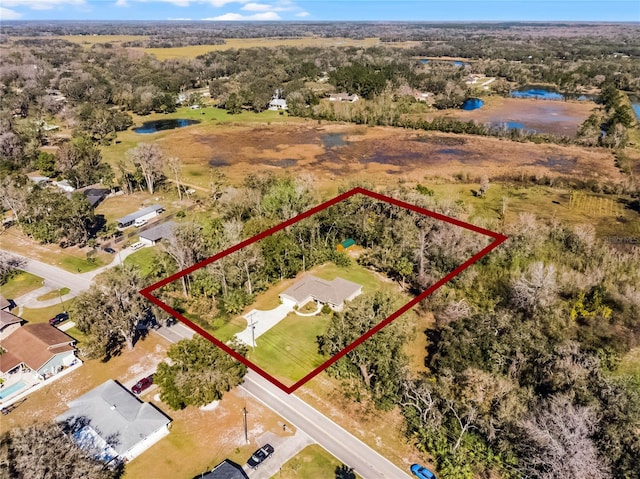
130,241,145,251
134,218,148,227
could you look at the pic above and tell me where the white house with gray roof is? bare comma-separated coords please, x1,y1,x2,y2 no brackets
139,221,176,246
56,379,171,463
116,204,164,229
279,275,362,311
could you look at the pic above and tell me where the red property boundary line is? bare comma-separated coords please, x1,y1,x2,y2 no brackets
140,187,508,394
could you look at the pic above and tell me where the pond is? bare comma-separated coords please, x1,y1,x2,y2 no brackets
134,118,200,134
510,86,595,102
322,133,348,148
490,121,538,133
630,98,640,121
461,98,484,111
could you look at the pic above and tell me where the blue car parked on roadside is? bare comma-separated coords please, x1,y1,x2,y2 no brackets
411,464,437,479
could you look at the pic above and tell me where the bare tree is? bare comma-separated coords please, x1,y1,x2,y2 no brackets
0,251,26,284
516,394,611,479
510,262,558,313
0,175,29,222
167,156,182,201
162,222,206,295
126,143,165,195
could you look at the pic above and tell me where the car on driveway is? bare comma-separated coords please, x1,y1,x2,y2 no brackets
49,312,69,326
102,247,116,254
131,374,154,394
411,464,437,479
247,444,274,469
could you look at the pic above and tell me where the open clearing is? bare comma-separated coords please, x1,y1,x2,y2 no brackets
0,271,43,300
276,444,363,479
104,111,623,197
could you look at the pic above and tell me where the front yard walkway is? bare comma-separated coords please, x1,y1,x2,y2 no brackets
236,304,294,347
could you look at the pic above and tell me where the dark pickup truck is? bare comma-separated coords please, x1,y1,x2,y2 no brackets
247,444,274,469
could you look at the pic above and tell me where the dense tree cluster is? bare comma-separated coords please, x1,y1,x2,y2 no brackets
0,422,122,479
71,265,150,359
155,336,247,409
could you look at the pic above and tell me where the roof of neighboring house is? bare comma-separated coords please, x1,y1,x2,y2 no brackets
0,323,75,373
330,93,358,101
80,188,110,208
0,309,22,328
56,380,171,457
280,275,361,306
139,221,176,243
117,204,164,225
0,295,11,310
197,460,249,479
269,98,287,107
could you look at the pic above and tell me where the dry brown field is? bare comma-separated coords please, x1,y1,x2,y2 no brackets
148,121,623,191
415,95,597,137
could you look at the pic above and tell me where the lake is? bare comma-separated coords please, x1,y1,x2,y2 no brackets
134,118,200,134
510,86,595,102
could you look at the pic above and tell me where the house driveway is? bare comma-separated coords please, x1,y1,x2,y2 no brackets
235,304,294,347
243,429,314,479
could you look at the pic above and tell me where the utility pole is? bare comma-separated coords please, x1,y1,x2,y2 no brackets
57,288,66,312
248,312,258,348
242,406,248,443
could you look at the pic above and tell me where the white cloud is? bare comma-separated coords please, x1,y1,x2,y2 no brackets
114,0,128,6
3,0,84,10
203,11,281,20
295,10,309,17
208,0,250,6
0,7,22,19
241,2,271,11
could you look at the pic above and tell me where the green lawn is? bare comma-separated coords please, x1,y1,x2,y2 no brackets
0,270,43,299
36,287,70,301
250,312,330,384
60,255,106,273
20,301,71,323
124,247,161,278
272,445,362,479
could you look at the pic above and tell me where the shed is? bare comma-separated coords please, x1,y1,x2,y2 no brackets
336,238,356,251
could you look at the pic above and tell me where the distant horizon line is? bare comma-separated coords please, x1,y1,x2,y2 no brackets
2,19,639,24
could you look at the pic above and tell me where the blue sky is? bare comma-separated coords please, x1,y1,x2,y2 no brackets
1,0,639,22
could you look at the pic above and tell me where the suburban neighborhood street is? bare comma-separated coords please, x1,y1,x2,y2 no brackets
1,247,139,308
241,371,413,479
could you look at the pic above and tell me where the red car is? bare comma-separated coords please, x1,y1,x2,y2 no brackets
131,375,154,394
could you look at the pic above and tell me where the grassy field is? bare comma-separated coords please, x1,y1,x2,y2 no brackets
616,347,640,379
426,183,640,238
0,271,43,299
273,444,362,479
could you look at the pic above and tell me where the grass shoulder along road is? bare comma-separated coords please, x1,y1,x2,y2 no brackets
272,444,362,479
0,270,43,299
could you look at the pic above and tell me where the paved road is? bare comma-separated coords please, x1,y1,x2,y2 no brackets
2,246,139,308
241,371,412,479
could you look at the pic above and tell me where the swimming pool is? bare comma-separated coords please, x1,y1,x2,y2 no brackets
0,380,26,399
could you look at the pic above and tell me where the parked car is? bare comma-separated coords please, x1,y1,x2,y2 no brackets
411,464,437,479
49,312,69,326
102,247,116,254
134,218,148,227
247,444,275,469
131,374,154,394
